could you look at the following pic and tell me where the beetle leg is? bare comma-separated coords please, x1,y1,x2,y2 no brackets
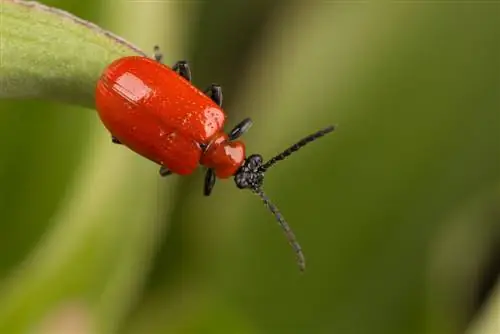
204,84,223,107
171,61,192,82
111,136,122,144
204,168,216,196
153,45,192,82
153,45,163,63
159,166,172,177
228,118,253,140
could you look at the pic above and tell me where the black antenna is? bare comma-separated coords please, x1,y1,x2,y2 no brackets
253,188,306,272
233,124,335,272
260,125,335,172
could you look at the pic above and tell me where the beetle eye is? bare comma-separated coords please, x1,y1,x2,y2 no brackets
247,154,263,170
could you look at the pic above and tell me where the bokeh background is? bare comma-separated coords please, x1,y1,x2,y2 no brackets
0,0,499,333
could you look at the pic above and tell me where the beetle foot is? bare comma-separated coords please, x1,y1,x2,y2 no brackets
204,84,223,107
111,136,122,144
171,60,192,82
159,166,172,177
153,45,163,63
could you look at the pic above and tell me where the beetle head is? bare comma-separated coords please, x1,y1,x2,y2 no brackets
234,154,264,190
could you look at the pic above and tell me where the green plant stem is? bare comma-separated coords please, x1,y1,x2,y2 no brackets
0,0,146,109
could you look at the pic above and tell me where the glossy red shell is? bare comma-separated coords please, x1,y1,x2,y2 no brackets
95,56,227,175
200,133,245,178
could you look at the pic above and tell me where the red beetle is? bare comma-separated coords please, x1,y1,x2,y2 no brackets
95,46,334,271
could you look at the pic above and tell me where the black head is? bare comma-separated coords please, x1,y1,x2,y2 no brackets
234,154,264,190
233,125,335,272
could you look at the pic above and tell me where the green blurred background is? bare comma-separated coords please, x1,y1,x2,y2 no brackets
0,0,499,333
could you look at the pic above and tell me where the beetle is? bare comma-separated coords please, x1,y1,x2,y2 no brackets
95,46,335,271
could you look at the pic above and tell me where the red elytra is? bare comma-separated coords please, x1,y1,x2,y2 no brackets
95,47,335,272
96,56,244,178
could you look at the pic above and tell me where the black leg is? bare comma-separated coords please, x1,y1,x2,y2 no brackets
204,84,223,107
153,46,192,82
111,136,122,144
228,118,253,140
204,168,216,196
153,45,163,63
172,61,191,82
159,166,172,177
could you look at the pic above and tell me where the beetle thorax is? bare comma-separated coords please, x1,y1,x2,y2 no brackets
200,132,246,179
